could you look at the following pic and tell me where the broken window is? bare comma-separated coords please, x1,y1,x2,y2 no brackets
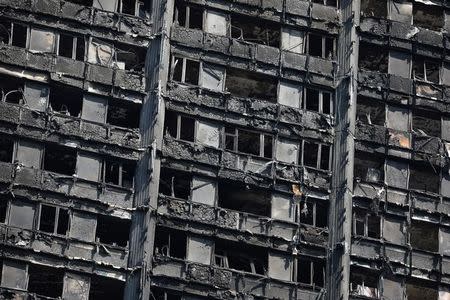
29,28,55,53
0,198,7,223
356,96,385,126
0,73,24,104
11,23,27,48
96,214,130,247
409,163,439,193
28,264,64,298
410,220,438,252
171,56,200,85
298,197,328,228
224,127,273,158
164,110,195,142
312,0,337,7
88,38,114,66
218,180,271,217
8,200,36,230
151,287,183,300
412,56,440,84
49,84,83,117
353,151,384,183
159,168,191,200
23,81,49,112
359,41,388,73
225,68,277,102
353,209,380,238
296,257,325,287
58,33,85,61
406,282,438,300
0,136,13,163
174,1,203,30
361,0,387,17
154,226,187,258
303,88,332,115
103,159,135,188
43,143,77,176
390,0,412,23
89,274,125,300
302,141,331,171
412,109,441,137
200,62,225,91
413,2,444,31
114,42,146,71
38,204,69,235
308,33,335,59
0,20,11,44
107,98,141,128
350,268,379,298
230,14,280,47
214,239,267,275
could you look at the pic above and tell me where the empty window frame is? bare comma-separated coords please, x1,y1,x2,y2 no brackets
350,268,379,298
38,204,69,236
43,144,77,176
173,1,203,30
0,73,24,104
412,56,440,84
308,33,335,59
412,2,444,31
114,42,147,71
151,287,184,300
303,88,332,115
408,163,440,194
230,14,280,47
295,257,325,287
218,180,271,217
0,199,7,223
225,68,278,102
171,56,200,85
361,0,387,17
49,84,83,117
353,151,384,183
88,274,125,300
96,214,130,247
214,239,267,275
353,209,380,238
406,282,439,300
154,226,187,259
118,0,146,16
159,168,191,200
359,41,388,73
224,127,273,158
58,33,85,61
412,109,441,137
302,141,331,170
410,220,438,252
312,0,337,7
107,98,141,128
0,21,28,48
28,264,64,298
0,136,14,163
298,197,328,228
356,96,385,126
164,110,195,142
102,159,135,188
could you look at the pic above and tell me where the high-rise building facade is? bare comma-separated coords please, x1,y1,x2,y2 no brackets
0,0,448,299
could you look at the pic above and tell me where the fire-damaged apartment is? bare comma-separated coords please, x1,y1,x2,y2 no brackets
0,0,450,299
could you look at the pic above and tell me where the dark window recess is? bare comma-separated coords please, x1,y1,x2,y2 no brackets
68,0,93,5
89,274,125,300
297,258,325,287
320,144,331,170
58,34,84,61
299,198,328,228
218,181,270,217
361,0,387,18
353,151,384,183
367,214,380,238
412,110,441,137
138,0,152,18
0,73,24,103
96,214,130,247
263,135,273,159
308,34,334,58
180,116,195,141
413,3,444,31
353,209,380,238
43,144,77,175
409,163,439,193
0,136,13,163
303,142,319,168
174,1,203,29
163,110,195,142
103,160,135,188
154,226,187,259
231,14,280,47
350,269,379,298
184,59,200,85
225,68,277,102
305,89,319,112
410,220,438,252
164,110,178,138
28,264,64,298
356,96,385,126
49,84,83,117
115,43,146,71
322,92,331,114
237,130,260,156
406,283,439,300
0,199,7,223
215,239,267,275
151,288,183,300
359,41,388,72
159,168,191,200
0,20,11,44
39,205,69,235
11,23,27,48
171,57,200,85
412,56,440,84
121,0,136,15
107,99,141,128
312,0,337,7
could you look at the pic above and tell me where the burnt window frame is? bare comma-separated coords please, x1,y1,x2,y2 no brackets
171,56,201,85
352,209,381,239
101,158,135,189
312,0,338,8
223,126,274,159
307,33,336,59
303,88,333,115
412,56,441,84
294,256,326,287
57,33,85,61
37,204,70,236
173,1,204,30
297,196,329,228
300,140,332,171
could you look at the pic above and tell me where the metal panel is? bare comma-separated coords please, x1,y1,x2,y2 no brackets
29,28,55,53
195,120,220,148
385,159,408,189
204,10,227,36
191,176,216,206
69,211,96,242
271,193,294,222
388,50,411,78
187,236,212,264
278,81,302,108
390,0,412,24
1,260,27,290
82,94,107,123
88,39,114,65
383,278,403,300
8,201,36,230
93,0,117,12
23,81,49,112
16,140,42,168
63,273,90,300
387,105,409,132
77,152,101,182
200,63,225,91
268,252,292,281
275,139,299,164
383,217,405,244
281,27,304,54
440,228,450,256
